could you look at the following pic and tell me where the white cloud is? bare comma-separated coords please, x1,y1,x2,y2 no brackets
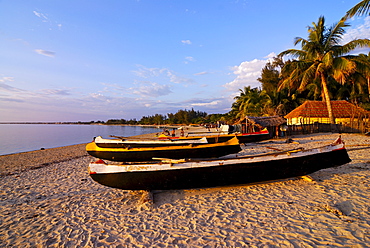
90,93,105,100
33,10,48,20
41,89,71,96
343,17,370,41
342,17,370,54
35,49,55,57
99,82,126,95
0,83,20,92
133,65,166,78
131,82,172,97
0,77,14,83
133,65,194,85
264,52,276,59
0,77,23,92
33,10,63,31
194,71,208,76
166,70,194,84
181,40,192,45
184,56,195,64
191,100,220,107
185,56,195,61
224,57,271,92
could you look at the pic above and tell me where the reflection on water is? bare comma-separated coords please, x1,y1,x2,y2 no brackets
0,124,159,155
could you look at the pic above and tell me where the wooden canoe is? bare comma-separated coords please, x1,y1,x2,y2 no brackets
86,136,242,162
88,136,351,190
93,136,208,148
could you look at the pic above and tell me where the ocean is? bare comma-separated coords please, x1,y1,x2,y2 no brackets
0,124,160,155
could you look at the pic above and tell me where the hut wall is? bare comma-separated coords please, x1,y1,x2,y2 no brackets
287,117,331,125
287,117,368,126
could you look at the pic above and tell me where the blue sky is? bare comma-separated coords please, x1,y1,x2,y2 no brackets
1,0,369,122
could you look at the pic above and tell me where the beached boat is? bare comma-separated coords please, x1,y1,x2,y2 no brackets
88,136,351,190
86,137,242,162
93,136,208,148
160,129,270,144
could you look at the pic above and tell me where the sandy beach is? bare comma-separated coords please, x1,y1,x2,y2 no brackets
1,132,370,247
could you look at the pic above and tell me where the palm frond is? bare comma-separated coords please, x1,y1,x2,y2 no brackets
325,18,349,47
278,49,306,59
345,0,370,18
294,37,308,46
340,39,370,55
300,64,318,91
322,51,334,67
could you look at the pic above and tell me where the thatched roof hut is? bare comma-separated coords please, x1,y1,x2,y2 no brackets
236,116,287,138
244,116,287,127
285,100,370,125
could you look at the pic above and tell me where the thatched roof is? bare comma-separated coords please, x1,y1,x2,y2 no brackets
240,116,286,127
285,100,370,119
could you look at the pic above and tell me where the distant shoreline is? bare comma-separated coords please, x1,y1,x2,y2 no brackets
0,122,100,125
0,122,202,132
0,122,198,128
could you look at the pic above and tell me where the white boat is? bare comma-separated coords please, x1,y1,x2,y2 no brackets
93,136,208,148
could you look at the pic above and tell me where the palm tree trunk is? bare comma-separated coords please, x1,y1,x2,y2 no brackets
321,74,336,125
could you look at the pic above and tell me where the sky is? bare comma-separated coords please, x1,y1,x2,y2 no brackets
1,0,369,122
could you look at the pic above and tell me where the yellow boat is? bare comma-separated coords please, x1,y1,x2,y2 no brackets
86,137,242,162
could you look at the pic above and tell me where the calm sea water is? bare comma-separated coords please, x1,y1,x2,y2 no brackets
0,124,160,155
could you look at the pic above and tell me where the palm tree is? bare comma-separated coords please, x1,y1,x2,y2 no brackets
353,53,370,99
345,0,370,18
278,16,370,124
231,86,250,117
231,86,267,119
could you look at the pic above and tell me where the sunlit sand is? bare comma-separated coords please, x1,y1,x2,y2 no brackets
0,132,369,247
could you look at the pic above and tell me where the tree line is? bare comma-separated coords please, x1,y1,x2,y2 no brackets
106,109,228,125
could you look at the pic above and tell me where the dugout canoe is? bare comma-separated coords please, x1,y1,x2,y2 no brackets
93,136,208,148
86,136,241,162
88,136,351,190
160,129,270,144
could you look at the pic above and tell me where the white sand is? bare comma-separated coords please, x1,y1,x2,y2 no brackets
0,133,369,247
